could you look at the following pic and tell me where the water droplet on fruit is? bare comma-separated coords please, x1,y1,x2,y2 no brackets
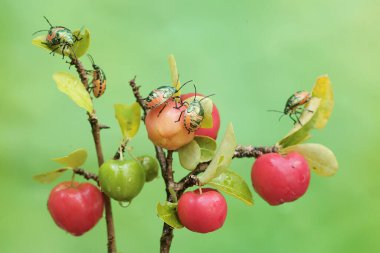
119,201,131,208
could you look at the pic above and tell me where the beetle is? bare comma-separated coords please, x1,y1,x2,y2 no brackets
87,54,107,98
175,85,214,133
33,16,80,59
269,90,312,125
144,80,192,115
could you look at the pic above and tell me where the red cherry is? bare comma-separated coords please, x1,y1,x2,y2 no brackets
47,181,104,236
251,152,310,205
177,188,227,233
145,100,194,150
181,93,221,140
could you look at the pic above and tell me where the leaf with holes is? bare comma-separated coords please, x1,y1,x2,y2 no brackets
209,170,253,206
281,143,338,176
157,202,183,229
33,168,69,184
198,123,237,184
32,28,90,58
52,149,88,168
114,102,141,139
53,72,93,113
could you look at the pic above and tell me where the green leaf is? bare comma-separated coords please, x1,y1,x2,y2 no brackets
194,136,217,162
32,28,90,58
278,97,321,148
178,140,201,170
281,143,338,176
199,123,237,185
52,148,88,168
53,72,93,113
311,75,334,129
156,202,183,229
33,168,69,184
114,102,141,139
209,170,253,206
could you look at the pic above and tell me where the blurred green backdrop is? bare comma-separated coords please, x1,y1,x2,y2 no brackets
1,0,379,252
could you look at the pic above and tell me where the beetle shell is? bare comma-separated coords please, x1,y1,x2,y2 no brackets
284,91,311,114
144,86,177,109
92,67,107,98
46,26,74,47
183,100,205,132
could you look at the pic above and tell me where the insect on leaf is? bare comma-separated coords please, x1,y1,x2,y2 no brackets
53,72,93,113
178,140,201,170
281,143,338,176
311,75,334,129
278,97,320,148
33,168,69,184
32,28,90,58
52,148,88,168
209,170,254,206
156,202,184,229
198,123,237,185
114,102,141,139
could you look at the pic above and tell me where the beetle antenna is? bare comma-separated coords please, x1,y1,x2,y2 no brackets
177,80,193,91
43,16,53,27
193,84,197,101
268,109,284,114
87,54,95,65
32,29,49,35
199,94,215,102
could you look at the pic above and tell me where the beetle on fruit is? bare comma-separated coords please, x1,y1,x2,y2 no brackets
33,16,81,59
270,90,312,124
176,85,214,133
87,54,107,98
144,80,192,115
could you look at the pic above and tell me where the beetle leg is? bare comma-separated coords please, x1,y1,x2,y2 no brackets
174,110,185,123
157,103,167,117
49,46,59,56
73,35,83,42
288,113,298,125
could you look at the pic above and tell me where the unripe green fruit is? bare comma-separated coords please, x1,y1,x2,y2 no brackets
137,155,159,182
99,159,145,202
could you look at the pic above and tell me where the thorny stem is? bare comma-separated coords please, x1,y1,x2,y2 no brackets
71,58,117,253
128,78,280,252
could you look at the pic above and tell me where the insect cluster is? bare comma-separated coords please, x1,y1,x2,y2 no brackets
34,17,107,98
144,82,213,133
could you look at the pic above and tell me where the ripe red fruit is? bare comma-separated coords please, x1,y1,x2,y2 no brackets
251,152,310,205
145,100,194,150
47,181,104,236
177,188,227,233
181,93,221,140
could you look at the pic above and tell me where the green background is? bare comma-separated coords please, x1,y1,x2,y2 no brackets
1,0,379,252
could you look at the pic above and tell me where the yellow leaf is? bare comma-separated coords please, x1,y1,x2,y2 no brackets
168,54,181,97
114,102,141,138
312,75,334,129
52,149,88,168
281,143,338,176
33,168,69,184
53,72,93,113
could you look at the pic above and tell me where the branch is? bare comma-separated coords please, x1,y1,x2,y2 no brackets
129,76,147,120
73,168,99,183
71,57,117,253
233,145,279,158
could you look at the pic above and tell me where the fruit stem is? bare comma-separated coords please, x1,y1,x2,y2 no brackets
70,171,76,187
